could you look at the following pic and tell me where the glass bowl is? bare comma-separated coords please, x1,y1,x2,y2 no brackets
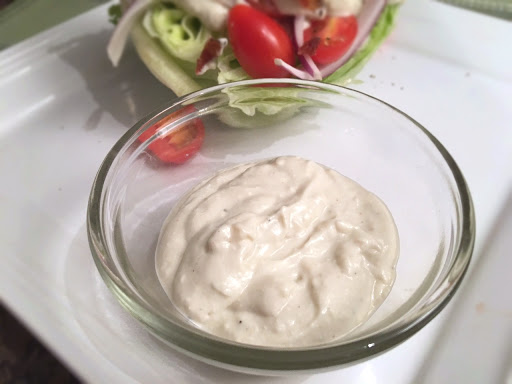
87,79,475,374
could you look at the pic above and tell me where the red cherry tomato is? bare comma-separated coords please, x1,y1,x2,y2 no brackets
303,16,358,65
138,106,205,164
228,4,295,79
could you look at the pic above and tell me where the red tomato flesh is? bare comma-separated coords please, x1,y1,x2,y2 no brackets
228,4,295,79
303,16,358,65
138,106,205,164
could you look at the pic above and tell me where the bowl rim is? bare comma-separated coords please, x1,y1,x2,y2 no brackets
87,78,475,372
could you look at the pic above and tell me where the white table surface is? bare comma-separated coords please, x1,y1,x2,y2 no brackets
1,1,511,383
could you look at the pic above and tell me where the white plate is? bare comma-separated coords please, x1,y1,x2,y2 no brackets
1,1,511,383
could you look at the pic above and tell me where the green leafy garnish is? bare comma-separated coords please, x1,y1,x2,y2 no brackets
108,4,122,26
215,5,401,126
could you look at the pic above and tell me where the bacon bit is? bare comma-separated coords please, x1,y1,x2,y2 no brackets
195,38,227,75
298,37,321,56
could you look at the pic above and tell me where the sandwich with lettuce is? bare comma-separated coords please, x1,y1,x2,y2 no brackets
107,0,402,97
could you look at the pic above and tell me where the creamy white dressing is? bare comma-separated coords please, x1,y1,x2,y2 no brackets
156,156,399,347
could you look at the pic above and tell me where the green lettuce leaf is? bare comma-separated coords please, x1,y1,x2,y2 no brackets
131,20,203,96
226,87,312,116
219,85,330,129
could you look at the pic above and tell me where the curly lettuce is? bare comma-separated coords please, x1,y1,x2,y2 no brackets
143,3,210,63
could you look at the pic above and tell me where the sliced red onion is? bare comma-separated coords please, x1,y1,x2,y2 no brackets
300,54,322,80
318,0,386,78
274,59,315,80
292,15,321,80
107,0,154,66
293,15,308,47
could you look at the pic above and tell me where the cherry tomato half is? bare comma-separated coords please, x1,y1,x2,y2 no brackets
228,4,295,79
138,106,205,164
303,16,358,65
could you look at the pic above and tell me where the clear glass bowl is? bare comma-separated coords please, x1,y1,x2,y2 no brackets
87,79,475,374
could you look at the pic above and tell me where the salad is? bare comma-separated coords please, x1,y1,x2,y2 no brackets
107,0,401,165
107,0,402,97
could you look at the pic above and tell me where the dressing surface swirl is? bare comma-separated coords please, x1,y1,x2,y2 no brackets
156,156,399,347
